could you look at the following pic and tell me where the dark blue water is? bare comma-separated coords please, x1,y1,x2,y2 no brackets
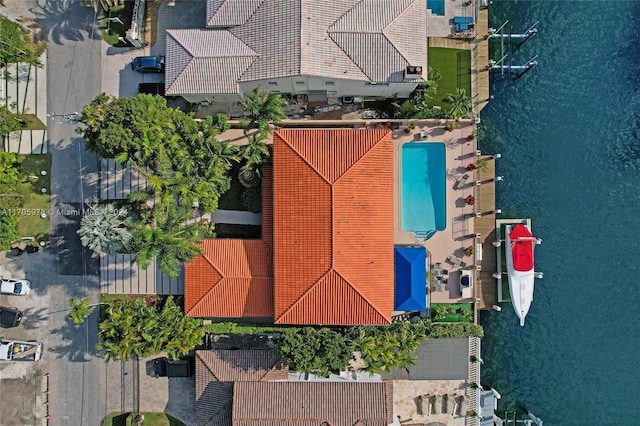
479,1,640,424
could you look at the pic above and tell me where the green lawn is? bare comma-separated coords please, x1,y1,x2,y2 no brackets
431,303,473,323
102,412,185,426
16,154,50,240
18,114,47,130
427,46,472,108
101,2,134,47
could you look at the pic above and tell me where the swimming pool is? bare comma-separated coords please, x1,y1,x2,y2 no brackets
427,0,445,16
401,143,446,240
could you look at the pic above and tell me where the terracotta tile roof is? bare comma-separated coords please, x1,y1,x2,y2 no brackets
232,381,394,426
273,129,395,325
195,350,288,426
261,166,274,250
185,240,273,318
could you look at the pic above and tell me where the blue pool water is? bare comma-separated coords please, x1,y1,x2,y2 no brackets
401,143,446,239
427,0,445,16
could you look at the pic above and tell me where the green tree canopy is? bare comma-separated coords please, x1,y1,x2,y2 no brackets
238,86,288,138
79,94,234,213
68,297,96,324
0,152,20,248
274,327,352,377
0,15,45,66
347,322,427,373
0,104,24,136
97,296,204,362
443,88,472,119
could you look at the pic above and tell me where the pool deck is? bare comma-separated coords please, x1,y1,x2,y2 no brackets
392,119,494,307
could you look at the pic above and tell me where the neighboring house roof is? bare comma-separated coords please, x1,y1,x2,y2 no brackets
381,338,470,381
232,381,394,426
326,0,427,82
169,0,426,95
206,0,264,27
195,349,288,426
165,29,258,96
273,129,395,325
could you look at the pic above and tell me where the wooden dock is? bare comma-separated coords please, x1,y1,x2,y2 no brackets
474,155,497,311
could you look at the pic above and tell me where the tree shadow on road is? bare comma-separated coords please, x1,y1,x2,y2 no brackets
48,312,100,362
33,0,102,45
20,307,49,330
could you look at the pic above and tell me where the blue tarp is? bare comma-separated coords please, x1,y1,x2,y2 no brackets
394,246,427,311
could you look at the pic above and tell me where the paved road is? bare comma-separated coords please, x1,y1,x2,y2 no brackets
35,1,104,424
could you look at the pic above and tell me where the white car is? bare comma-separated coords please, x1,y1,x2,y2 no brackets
0,278,31,296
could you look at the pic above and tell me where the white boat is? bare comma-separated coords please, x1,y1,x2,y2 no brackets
505,224,540,326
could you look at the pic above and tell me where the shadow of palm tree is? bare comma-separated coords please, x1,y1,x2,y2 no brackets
20,307,49,329
47,312,100,362
33,0,102,45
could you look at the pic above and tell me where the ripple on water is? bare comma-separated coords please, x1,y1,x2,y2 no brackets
480,1,640,423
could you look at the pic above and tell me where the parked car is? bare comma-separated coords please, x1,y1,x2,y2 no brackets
131,56,165,73
153,357,194,377
0,277,31,295
0,307,23,328
0,339,42,361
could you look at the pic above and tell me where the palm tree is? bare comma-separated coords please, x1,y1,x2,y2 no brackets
130,204,204,278
413,67,442,106
443,88,472,119
80,0,119,12
68,297,96,324
238,132,270,178
238,86,288,138
77,203,133,257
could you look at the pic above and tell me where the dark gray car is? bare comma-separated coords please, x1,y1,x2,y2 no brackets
153,357,194,377
0,307,23,328
131,56,165,73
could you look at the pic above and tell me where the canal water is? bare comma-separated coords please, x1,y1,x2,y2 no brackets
479,1,640,424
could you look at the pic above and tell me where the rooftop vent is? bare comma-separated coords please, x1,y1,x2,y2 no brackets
405,66,423,80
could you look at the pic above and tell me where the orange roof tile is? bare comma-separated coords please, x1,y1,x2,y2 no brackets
185,239,273,318
273,129,395,325
261,166,274,250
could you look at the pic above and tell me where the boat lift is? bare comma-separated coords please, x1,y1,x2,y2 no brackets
496,409,543,426
487,20,540,78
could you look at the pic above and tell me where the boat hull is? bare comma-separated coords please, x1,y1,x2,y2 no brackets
505,224,536,326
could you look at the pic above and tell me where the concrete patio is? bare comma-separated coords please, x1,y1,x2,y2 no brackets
392,119,483,304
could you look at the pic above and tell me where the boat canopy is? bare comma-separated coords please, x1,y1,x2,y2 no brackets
510,224,534,271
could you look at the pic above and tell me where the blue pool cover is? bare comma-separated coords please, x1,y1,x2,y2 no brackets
394,246,427,311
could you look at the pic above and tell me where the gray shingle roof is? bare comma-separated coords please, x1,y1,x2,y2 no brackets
165,29,258,95
195,350,288,426
231,0,301,81
232,381,394,426
206,0,264,27
327,0,427,83
172,0,426,95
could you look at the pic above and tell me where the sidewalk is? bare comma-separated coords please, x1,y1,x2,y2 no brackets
0,7,48,154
